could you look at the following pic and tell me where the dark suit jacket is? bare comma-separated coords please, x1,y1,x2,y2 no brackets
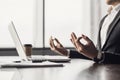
69,10,120,64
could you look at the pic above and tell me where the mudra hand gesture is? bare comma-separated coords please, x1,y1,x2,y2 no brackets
70,32,98,59
49,36,68,56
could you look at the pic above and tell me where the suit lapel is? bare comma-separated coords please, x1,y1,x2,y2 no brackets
102,10,120,49
97,15,107,50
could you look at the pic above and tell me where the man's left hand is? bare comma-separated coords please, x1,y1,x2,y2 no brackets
70,32,98,59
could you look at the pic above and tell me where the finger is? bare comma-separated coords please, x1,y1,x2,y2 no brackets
71,32,77,40
77,37,84,47
49,36,53,43
54,38,60,44
70,38,78,49
49,36,53,47
81,34,92,44
54,38,63,47
71,33,84,49
49,36,56,48
71,36,85,52
76,37,85,51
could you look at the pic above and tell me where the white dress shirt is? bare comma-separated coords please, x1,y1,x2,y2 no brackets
101,4,120,48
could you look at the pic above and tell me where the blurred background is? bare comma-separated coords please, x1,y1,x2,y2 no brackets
0,0,108,48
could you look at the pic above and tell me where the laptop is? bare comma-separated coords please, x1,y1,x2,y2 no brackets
8,21,70,63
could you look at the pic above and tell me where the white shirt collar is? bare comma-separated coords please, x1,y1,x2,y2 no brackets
111,3,120,12
107,3,120,14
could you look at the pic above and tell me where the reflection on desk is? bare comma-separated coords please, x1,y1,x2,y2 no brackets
0,58,120,80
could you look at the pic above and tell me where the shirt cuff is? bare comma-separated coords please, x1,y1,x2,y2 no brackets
93,51,104,63
67,49,70,57
97,50,102,59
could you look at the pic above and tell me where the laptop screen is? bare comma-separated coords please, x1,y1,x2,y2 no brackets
8,21,29,61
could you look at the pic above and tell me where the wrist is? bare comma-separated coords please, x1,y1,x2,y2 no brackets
93,51,104,63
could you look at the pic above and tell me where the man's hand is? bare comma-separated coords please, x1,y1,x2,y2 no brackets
49,36,68,56
70,32,98,59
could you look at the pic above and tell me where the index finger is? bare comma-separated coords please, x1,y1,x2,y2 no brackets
54,38,63,47
82,34,92,44
49,36,55,48
71,32,77,40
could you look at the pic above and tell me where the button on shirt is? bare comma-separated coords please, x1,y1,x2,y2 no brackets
100,4,120,48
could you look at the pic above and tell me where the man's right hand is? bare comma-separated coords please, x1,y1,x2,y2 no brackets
49,36,68,56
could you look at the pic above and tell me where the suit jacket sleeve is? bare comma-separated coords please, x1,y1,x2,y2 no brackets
99,51,120,64
69,50,91,60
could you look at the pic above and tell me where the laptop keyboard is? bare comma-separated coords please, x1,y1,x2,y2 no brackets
31,55,71,63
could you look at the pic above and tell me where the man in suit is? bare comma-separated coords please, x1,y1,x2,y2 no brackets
49,0,120,64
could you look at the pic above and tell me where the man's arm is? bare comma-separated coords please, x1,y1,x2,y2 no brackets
69,50,91,60
70,50,120,64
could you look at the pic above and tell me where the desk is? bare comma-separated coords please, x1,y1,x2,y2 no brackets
0,57,120,80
